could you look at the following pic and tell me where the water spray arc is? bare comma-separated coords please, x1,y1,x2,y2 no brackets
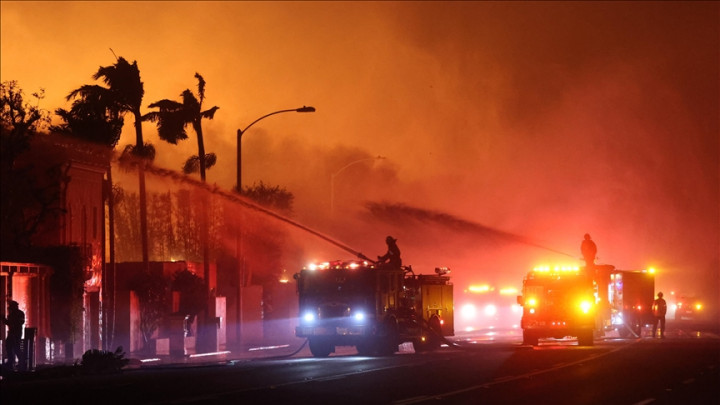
140,162,368,260
364,202,576,258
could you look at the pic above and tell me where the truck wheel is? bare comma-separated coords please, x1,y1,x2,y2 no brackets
309,338,333,357
577,329,594,346
523,330,539,346
377,319,399,356
356,339,376,356
425,316,443,351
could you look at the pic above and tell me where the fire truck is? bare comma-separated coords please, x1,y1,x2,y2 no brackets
517,264,655,346
294,259,454,357
600,266,656,337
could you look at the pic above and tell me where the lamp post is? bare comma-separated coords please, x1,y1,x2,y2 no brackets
330,156,386,215
236,106,315,192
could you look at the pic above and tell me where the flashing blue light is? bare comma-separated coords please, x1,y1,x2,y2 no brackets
303,312,316,323
354,312,365,322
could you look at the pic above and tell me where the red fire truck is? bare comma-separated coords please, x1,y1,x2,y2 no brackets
517,264,655,346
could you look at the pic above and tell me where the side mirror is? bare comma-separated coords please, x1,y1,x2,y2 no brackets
517,296,524,306
293,273,300,280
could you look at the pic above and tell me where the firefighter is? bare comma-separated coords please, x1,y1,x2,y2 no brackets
2,300,25,370
377,235,402,269
581,233,597,268
652,292,667,338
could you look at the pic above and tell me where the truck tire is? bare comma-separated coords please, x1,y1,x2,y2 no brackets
414,316,443,353
377,318,399,356
309,338,333,357
356,339,376,356
577,329,594,346
523,330,539,346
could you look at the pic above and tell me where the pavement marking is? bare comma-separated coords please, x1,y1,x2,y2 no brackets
393,340,640,405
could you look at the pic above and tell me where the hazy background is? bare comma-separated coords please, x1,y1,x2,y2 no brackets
2,2,718,301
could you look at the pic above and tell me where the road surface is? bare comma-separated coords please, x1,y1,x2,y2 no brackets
1,322,718,404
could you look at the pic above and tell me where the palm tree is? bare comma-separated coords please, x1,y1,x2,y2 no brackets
145,72,219,182
68,57,153,270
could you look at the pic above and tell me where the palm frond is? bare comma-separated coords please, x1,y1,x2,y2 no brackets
200,106,220,120
134,143,156,160
147,99,184,111
142,111,160,123
66,84,110,102
204,153,217,169
181,90,201,115
92,57,144,111
194,73,206,103
146,98,190,144
183,155,200,174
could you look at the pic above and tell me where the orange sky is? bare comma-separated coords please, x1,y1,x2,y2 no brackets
2,2,718,297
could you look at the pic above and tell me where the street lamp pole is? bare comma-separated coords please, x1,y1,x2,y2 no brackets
331,156,386,215
236,106,315,192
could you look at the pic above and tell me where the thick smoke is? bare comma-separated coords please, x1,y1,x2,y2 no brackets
2,2,717,310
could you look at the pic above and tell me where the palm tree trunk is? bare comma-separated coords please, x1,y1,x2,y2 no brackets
106,164,117,350
134,110,150,272
138,166,150,269
195,120,207,182
195,121,211,298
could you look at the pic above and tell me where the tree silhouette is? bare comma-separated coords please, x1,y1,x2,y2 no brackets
241,181,295,214
54,90,124,147
68,57,153,271
145,72,219,182
0,80,57,256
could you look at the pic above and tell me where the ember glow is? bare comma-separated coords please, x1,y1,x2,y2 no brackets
1,2,717,308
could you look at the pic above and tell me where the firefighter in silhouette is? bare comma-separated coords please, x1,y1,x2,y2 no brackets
581,233,597,268
2,300,25,370
652,292,667,339
377,235,402,269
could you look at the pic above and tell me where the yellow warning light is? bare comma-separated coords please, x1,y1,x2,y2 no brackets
468,284,491,293
648,267,656,274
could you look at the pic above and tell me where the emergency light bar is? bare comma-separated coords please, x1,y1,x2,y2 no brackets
305,260,374,271
533,265,580,272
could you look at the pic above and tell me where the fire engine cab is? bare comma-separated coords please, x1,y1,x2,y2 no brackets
517,264,656,346
517,265,596,346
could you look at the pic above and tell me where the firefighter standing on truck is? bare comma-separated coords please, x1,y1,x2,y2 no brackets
652,292,667,339
581,233,597,268
377,235,402,269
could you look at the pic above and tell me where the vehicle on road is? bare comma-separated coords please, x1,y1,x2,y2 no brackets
457,283,521,332
517,264,655,345
294,259,454,357
674,296,704,321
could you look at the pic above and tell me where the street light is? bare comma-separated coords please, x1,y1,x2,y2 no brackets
236,106,315,192
330,156,386,214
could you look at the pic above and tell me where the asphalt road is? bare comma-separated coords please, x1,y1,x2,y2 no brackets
1,322,718,405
